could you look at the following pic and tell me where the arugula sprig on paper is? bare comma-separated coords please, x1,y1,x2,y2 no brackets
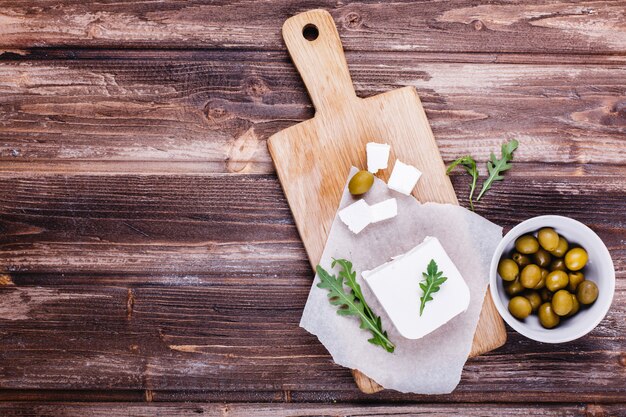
317,259,395,353
419,259,448,316
446,139,519,210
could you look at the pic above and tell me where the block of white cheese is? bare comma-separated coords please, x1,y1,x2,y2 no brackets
387,159,422,195
366,142,391,173
338,199,371,234
362,236,470,339
370,198,397,223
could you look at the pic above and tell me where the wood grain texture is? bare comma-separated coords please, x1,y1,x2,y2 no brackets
0,173,624,401
1,402,626,417
0,278,623,398
1,54,625,173
1,0,626,409
273,11,505,394
1,1,626,54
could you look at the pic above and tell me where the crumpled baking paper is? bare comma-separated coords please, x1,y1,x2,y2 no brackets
300,167,502,394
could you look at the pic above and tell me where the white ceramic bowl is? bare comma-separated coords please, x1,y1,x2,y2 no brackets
490,215,615,343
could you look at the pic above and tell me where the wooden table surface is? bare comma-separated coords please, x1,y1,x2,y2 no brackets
1,1,625,415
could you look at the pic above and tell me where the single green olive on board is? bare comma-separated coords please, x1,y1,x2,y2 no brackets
520,264,542,289
538,227,560,252
512,252,531,268
533,248,552,268
546,270,569,292
524,290,542,313
498,259,519,282
565,247,588,271
577,280,599,305
505,279,525,296
515,235,540,255
550,237,569,258
568,271,585,292
549,258,566,272
540,287,553,302
348,170,374,195
565,294,580,318
538,302,560,328
552,289,574,316
509,296,532,319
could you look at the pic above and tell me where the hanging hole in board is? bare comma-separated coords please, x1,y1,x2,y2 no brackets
302,24,319,41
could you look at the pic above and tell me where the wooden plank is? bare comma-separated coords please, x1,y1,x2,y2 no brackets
1,173,625,277
1,55,625,173
0,174,624,400
1,402,626,417
1,1,626,54
0,280,623,398
0,271,623,398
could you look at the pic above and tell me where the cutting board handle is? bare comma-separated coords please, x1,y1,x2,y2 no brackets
282,9,357,114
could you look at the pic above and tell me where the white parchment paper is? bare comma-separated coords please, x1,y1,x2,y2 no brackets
300,167,503,394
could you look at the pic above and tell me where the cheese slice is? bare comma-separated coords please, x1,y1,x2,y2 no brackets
370,198,397,223
387,159,422,195
366,142,391,173
362,236,470,340
338,199,371,234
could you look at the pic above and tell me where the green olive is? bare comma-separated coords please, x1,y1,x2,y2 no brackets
505,278,524,296
565,294,580,318
565,247,588,271
509,296,532,320
512,252,531,268
550,237,569,258
523,290,542,313
538,227,560,252
576,280,599,305
552,290,574,316
515,235,540,255
498,258,519,282
348,170,374,195
568,271,585,292
549,258,566,272
540,287,553,302
533,248,552,268
520,264,542,289
538,302,560,329
534,269,547,290
546,270,569,292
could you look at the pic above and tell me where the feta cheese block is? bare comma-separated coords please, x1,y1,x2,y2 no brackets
370,198,397,223
362,236,470,339
338,199,371,234
387,159,422,195
366,142,391,173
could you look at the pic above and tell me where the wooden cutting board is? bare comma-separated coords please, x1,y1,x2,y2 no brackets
268,9,507,394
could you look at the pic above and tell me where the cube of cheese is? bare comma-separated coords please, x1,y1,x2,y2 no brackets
362,236,470,339
338,199,371,234
370,198,397,223
366,142,391,174
387,160,422,195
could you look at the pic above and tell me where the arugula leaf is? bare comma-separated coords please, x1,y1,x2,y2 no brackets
317,259,395,353
446,155,478,211
419,259,448,316
476,139,519,201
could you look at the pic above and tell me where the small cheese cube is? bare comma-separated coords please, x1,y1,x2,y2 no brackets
338,199,371,234
387,160,422,195
366,142,391,174
362,236,470,340
370,198,397,223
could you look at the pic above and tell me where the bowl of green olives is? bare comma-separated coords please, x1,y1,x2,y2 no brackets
489,215,615,343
